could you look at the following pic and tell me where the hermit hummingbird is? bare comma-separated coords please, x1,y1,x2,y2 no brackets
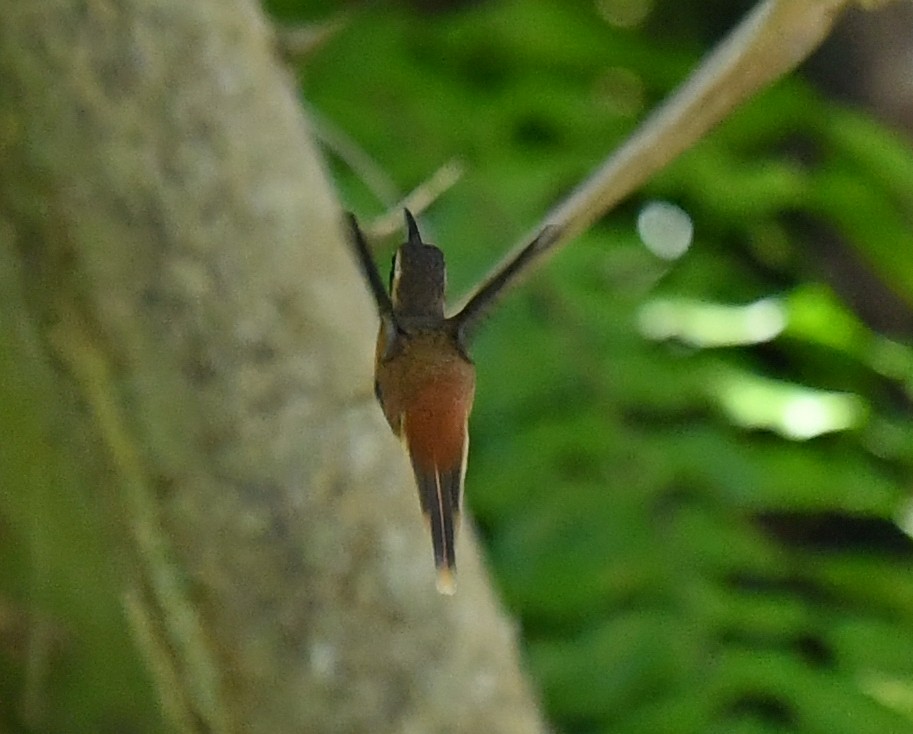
346,209,559,593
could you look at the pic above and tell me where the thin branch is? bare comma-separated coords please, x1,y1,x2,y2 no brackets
370,158,465,239
275,16,348,63
306,101,402,206
454,0,869,312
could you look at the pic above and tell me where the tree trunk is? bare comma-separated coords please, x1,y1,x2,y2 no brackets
0,1,545,732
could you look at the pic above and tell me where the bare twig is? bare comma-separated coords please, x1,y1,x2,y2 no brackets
455,0,876,312
307,102,402,206
275,17,348,63
370,158,465,239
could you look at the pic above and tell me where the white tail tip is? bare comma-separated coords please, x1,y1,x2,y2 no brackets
435,567,457,595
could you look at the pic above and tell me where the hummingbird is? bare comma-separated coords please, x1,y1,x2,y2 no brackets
346,209,560,593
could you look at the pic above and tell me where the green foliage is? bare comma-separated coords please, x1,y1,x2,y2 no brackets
298,1,913,732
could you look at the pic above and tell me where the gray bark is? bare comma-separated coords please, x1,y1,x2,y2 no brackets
0,1,545,732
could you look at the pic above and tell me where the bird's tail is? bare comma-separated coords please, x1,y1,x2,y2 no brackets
404,420,468,595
